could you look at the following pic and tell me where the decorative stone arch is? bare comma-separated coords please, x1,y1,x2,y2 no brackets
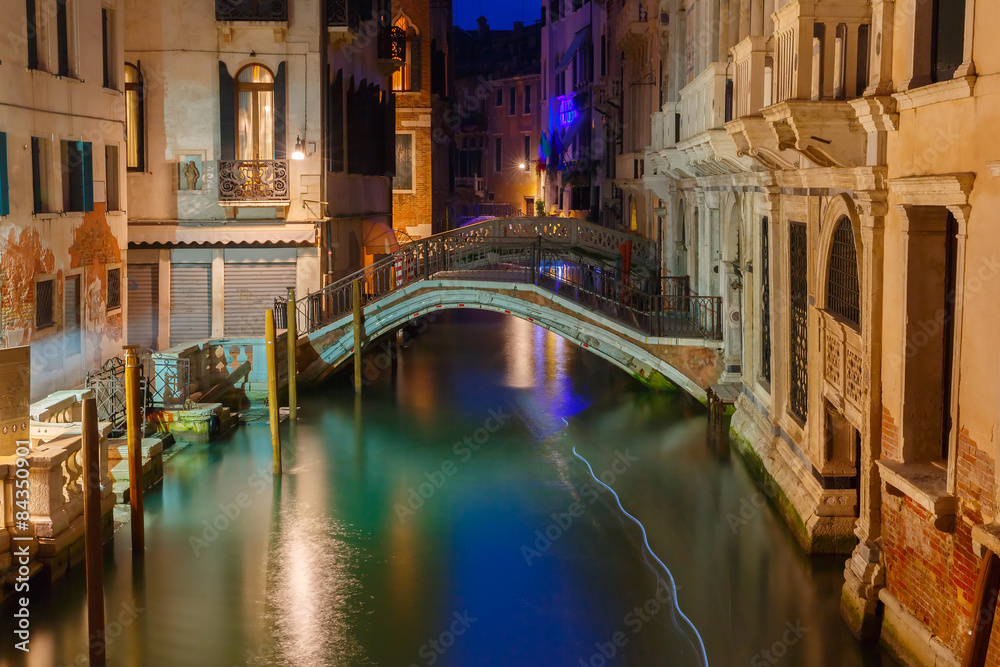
814,194,866,494
391,10,420,34
816,193,863,320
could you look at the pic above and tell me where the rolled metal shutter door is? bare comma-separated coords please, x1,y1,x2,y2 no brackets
170,264,212,347
224,262,296,337
127,264,158,349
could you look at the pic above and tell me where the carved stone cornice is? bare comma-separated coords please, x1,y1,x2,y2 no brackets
726,116,800,172
763,100,867,169
888,173,976,207
849,96,899,133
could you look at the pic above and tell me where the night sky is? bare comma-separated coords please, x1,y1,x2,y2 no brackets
453,0,538,30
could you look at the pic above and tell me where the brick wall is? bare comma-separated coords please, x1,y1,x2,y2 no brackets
882,407,900,461
882,427,997,659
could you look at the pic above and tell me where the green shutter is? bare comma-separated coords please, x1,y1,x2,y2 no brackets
219,62,236,160
274,61,286,160
410,34,422,92
0,132,9,216
81,141,94,212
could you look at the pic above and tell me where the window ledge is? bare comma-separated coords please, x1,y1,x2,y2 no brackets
893,75,976,111
971,523,1000,559
103,87,122,96
32,212,62,220
877,459,957,530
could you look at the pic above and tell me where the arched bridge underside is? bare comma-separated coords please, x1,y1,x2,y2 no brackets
297,280,725,399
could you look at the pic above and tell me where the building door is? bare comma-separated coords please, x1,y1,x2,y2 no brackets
170,264,212,347
224,251,296,337
127,264,158,349
524,197,534,216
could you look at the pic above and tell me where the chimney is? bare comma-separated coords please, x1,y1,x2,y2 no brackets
477,16,489,39
514,21,524,30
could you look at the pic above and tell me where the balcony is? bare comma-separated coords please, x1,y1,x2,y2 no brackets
771,0,872,105
668,62,753,176
218,160,291,213
616,0,653,52
379,25,405,62
327,0,365,34
455,176,486,196
594,76,622,115
615,152,645,188
215,0,287,21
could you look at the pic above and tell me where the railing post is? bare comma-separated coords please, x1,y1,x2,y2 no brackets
286,287,298,421
265,309,282,476
124,345,144,555
423,241,430,280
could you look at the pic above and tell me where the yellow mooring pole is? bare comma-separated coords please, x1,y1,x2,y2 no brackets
81,397,106,665
266,308,282,475
353,279,364,394
124,346,144,555
286,287,297,421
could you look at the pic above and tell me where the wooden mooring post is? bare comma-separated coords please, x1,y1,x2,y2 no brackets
266,308,282,475
124,346,144,554
82,397,106,665
286,287,298,421
353,279,364,394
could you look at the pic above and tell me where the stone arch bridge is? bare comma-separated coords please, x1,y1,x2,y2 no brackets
286,218,727,399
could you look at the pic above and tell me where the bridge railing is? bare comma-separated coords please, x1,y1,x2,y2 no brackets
293,237,723,341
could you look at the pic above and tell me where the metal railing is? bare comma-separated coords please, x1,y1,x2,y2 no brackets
218,159,290,204
85,351,190,436
141,351,190,408
379,25,406,61
291,235,722,341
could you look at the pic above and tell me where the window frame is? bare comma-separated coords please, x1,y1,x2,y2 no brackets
234,63,276,161
494,137,502,173
523,83,532,114
35,276,57,330
106,264,123,312
125,62,145,171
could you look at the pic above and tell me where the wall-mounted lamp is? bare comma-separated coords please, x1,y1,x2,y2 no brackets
291,136,315,161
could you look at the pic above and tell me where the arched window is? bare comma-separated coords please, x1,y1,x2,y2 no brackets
392,16,421,93
125,63,144,171
236,65,275,160
826,216,861,327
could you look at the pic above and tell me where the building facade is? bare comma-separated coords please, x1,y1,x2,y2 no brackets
391,0,451,238
123,0,395,349
640,0,1000,663
540,0,608,220
453,18,543,219
0,0,128,400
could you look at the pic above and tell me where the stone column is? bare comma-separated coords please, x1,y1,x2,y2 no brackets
762,180,785,420
865,0,896,96
739,0,751,42
841,188,887,639
750,0,764,36
719,0,731,62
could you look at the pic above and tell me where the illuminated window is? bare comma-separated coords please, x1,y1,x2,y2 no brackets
392,16,421,93
236,64,275,160
125,63,145,171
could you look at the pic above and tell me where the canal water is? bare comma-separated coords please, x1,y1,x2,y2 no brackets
1,310,892,666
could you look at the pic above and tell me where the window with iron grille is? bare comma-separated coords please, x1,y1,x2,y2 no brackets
36,279,55,329
789,222,808,422
826,217,861,328
760,216,771,384
107,267,122,311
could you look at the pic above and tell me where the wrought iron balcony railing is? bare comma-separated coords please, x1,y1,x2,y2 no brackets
218,159,290,204
379,25,406,61
328,0,370,30
216,0,288,21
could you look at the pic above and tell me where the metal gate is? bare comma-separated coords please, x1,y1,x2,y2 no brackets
86,351,190,436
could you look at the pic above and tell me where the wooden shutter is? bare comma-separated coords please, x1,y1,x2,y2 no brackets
219,62,236,160
385,91,395,177
410,34,422,92
274,61,287,159
329,69,344,172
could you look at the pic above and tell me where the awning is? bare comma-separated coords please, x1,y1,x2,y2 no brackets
363,220,400,254
557,27,591,71
128,223,317,247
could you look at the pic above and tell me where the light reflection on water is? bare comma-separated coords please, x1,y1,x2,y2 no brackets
0,310,892,666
